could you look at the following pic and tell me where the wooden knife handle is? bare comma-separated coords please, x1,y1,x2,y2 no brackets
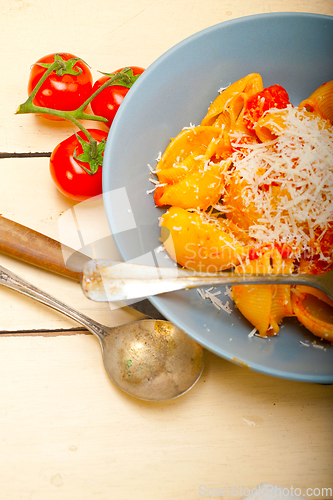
0,216,90,281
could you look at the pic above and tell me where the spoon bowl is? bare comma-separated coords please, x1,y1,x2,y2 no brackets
101,319,204,400
0,264,204,401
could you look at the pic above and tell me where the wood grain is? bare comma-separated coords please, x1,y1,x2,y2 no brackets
0,339,332,499
0,1,332,499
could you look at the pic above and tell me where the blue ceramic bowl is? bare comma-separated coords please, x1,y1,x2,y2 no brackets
103,13,333,383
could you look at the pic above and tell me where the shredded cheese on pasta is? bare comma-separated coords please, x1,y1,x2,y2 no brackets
227,106,333,254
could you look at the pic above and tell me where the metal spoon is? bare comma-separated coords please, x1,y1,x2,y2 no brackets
0,216,204,401
82,260,333,302
0,263,204,401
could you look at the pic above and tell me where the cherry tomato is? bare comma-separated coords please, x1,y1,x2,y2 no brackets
28,53,93,120
91,66,145,126
243,84,291,131
49,129,108,201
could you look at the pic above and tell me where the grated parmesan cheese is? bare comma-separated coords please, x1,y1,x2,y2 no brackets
227,106,333,257
197,287,233,313
248,328,257,338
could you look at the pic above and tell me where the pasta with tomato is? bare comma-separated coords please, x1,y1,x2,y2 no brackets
151,75,333,342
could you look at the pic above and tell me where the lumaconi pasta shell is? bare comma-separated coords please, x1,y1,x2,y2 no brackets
212,110,231,129
232,252,273,336
213,92,246,132
160,206,246,272
270,285,293,332
226,92,262,136
206,134,234,161
155,126,223,171
299,80,333,123
294,286,333,308
291,289,333,343
232,251,294,336
156,145,207,184
156,163,224,210
255,106,331,142
255,109,288,142
201,73,263,126
233,284,273,336
223,173,263,230
268,251,294,331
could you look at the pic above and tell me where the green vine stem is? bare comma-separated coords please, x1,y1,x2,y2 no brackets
16,58,137,166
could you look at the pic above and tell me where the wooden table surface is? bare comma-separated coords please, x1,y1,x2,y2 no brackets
0,1,333,499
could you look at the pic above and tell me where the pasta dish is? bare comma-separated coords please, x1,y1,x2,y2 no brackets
150,74,333,342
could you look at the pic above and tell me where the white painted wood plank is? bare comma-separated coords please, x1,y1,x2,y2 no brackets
0,157,143,331
0,0,332,152
0,338,331,499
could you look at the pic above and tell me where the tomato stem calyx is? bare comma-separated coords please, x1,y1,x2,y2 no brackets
36,54,84,77
73,132,106,174
98,67,141,89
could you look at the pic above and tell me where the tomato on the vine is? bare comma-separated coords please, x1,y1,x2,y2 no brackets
28,53,93,120
91,66,145,126
243,84,291,131
49,129,107,201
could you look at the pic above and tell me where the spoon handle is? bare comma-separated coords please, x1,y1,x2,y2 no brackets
82,260,333,302
0,216,162,319
0,216,90,280
0,264,105,339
